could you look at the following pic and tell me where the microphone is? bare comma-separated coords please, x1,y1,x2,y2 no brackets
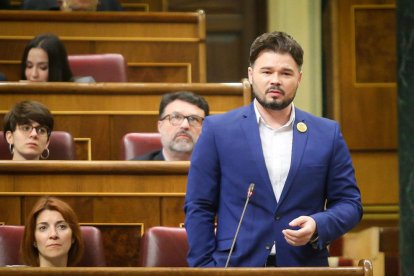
225,183,255,268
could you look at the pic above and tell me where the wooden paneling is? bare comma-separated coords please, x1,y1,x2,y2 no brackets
0,197,21,225
326,1,397,150
168,0,267,82
0,10,206,83
354,7,396,84
0,161,188,192
0,81,251,160
95,224,144,267
351,151,398,205
323,0,398,224
0,161,187,267
323,0,397,149
1,1,268,83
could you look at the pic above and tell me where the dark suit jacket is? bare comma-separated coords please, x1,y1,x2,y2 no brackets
184,103,362,267
131,150,164,161
0,0,10,9
22,0,122,11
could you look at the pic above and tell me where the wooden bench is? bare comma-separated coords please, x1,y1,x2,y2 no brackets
0,10,205,83
0,80,252,160
0,260,373,275
0,161,377,271
0,161,188,266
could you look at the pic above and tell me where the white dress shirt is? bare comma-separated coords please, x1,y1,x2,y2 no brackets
253,100,295,202
254,100,295,257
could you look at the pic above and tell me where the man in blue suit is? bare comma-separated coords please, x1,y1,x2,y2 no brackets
184,31,362,267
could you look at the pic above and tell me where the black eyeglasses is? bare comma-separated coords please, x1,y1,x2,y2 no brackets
17,124,49,136
160,113,204,127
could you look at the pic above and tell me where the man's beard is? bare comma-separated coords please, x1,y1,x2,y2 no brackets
169,139,194,153
253,85,296,111
168,132,194,153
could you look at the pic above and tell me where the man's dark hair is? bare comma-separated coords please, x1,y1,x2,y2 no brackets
3,100,54,139
159,91,210,118
249,31,304,69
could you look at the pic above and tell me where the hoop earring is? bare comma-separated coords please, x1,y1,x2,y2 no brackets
8,144,13,155
41,148,50,159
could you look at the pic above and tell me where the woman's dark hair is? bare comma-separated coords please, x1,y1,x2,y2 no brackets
3,100,54,139
20,33,73,82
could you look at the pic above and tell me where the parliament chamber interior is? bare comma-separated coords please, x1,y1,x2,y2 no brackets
0,0,403,275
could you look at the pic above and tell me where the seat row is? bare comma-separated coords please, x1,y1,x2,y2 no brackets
0,131,160,161
0,225,377,270
0,225,188,267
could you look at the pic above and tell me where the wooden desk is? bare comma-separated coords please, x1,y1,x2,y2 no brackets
0,10,205,83
0,81,252,160
0,260,374,275
0,161,188,266
0,161,378,270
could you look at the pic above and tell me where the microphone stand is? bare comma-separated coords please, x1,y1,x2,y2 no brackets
225,183,255,268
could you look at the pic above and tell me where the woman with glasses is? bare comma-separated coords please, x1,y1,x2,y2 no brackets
3,100,54,160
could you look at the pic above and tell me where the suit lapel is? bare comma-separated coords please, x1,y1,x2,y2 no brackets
241,104,276,206
276,109,309,209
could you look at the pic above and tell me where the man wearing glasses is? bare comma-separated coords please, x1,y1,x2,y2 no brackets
132,91,209,161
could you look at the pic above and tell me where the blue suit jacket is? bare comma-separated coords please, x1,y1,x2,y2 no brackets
184,103,362,267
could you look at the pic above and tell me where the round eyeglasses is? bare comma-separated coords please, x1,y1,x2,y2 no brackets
17,124,49,136
160,113,204,127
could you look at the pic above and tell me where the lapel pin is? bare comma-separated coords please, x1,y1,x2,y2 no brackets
296,122,307,133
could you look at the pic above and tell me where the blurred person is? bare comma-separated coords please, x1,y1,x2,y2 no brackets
22,0,122,11
61,0,99,11
0,0,10,9
21,33,73,82
131,91,209,161
21,33,94,82
22,197,84,267
0,72,6,81
3,100,53,160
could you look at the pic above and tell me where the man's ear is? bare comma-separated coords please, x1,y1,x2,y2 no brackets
248,67,253,84
298,70,303,84
157,120,163,133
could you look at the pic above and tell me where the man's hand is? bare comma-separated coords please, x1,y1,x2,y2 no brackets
282,216,317,246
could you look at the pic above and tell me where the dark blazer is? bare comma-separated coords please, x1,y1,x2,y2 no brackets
22,0,122,11
131,150,164,161
0,0,10,9
184,103,362,267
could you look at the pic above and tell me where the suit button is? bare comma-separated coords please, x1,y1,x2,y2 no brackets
275,215,280,221
265,245,271,250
